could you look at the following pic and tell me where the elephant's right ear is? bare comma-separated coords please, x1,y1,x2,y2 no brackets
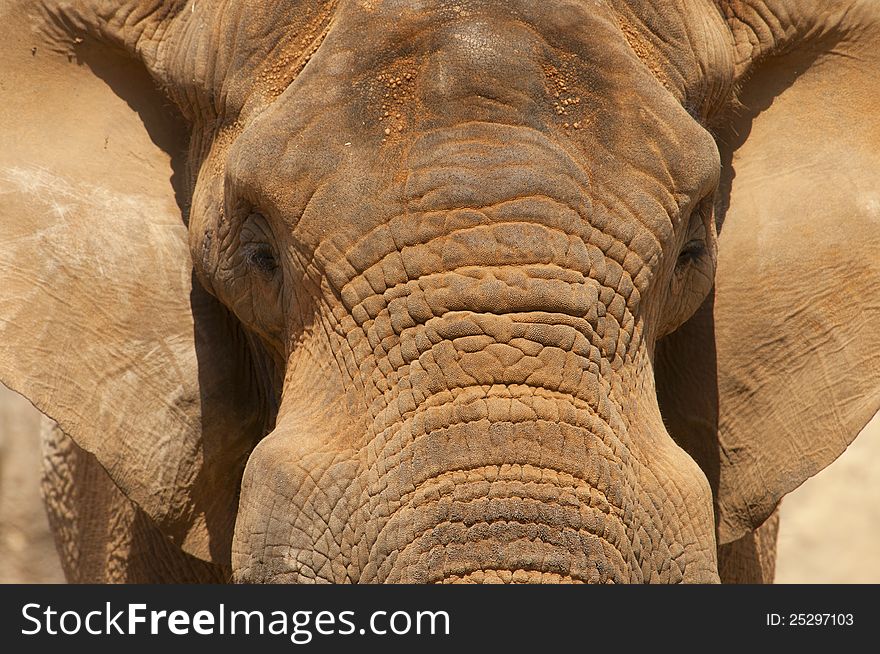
0,10,261,564
657,0,880,550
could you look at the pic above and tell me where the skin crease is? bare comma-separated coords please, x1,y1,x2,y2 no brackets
0,0,878,583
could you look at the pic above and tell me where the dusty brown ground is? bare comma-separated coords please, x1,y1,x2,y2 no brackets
776,411,880,583
1,381,876,583
0,385,63,582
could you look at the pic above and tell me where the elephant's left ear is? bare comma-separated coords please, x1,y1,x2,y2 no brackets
657,0,880,546
0,11,261,564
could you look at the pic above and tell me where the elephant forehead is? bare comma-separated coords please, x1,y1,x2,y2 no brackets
226,2,719,233
265,0,685,142
167,0,734,173
218,0,723,299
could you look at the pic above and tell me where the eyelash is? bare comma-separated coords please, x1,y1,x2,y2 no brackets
677,238,704,266
245,242,278,275
238,210,279,277
676,195,713,269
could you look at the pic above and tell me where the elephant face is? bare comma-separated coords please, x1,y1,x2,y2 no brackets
187,3,724,583
2,0,880,583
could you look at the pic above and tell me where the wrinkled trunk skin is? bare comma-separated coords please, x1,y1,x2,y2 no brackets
236,383,716,583
233,332,718,582
230,125,719,584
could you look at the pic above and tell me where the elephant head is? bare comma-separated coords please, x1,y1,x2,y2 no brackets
1,0,878,583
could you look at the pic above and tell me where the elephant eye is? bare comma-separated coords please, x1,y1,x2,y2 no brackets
245,243,278,275
677,238,705,267
676,198,712,270
240,211,279,277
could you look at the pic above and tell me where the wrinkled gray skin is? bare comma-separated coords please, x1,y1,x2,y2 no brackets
0,0,878,583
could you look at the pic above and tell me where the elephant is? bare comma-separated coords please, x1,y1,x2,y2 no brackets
1,0,878,584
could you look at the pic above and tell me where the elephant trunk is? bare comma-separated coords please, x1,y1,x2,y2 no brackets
234,390,634,582
231,299,718,583
356,388,639,584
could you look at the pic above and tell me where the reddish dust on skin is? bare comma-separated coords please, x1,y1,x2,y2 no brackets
614,13,673,92
541,57,592,132
375,70,416,143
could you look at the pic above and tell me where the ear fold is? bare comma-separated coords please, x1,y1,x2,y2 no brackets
0,13,261,564
657,1,880,545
